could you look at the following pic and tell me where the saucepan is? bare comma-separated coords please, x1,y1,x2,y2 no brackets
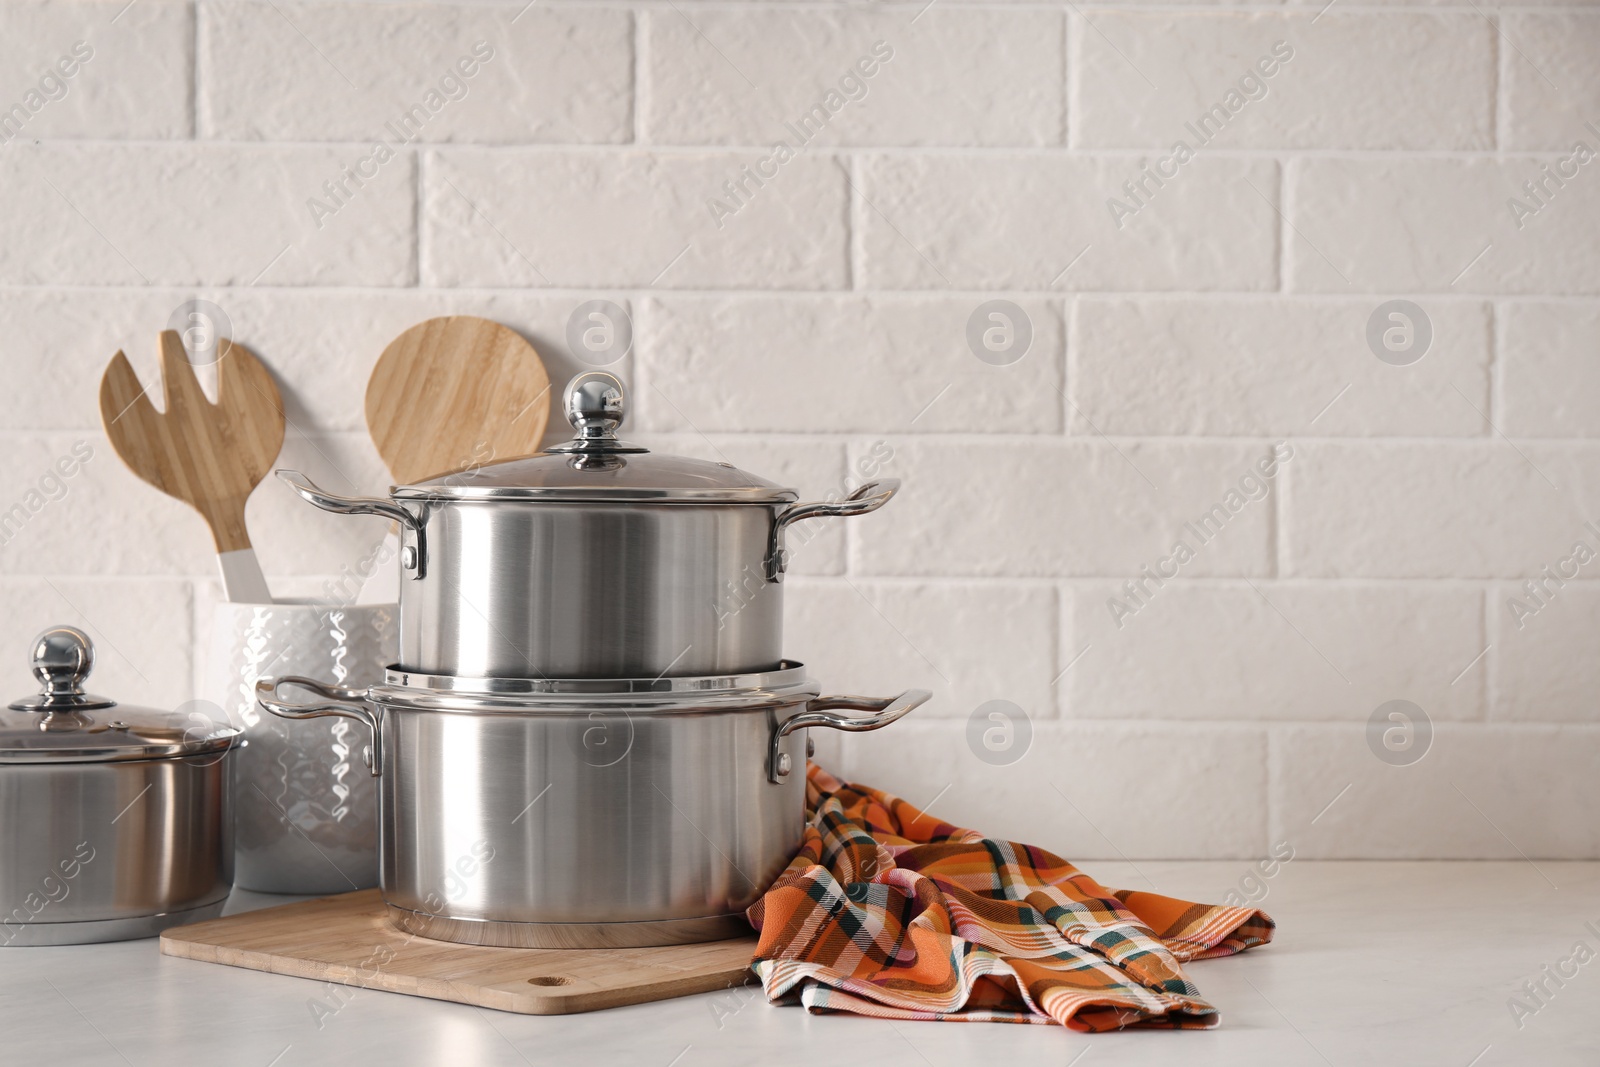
258,664,926,948
276,372,899,680
1,627,240,945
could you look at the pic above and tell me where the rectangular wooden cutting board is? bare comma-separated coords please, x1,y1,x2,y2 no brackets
159,889,760,1015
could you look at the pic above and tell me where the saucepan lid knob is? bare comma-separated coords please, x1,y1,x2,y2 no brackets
547,372,648,457
566,371,625,440
11,626,115,712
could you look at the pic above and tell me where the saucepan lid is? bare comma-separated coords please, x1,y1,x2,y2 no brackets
1,627,240,763
389,372,799,505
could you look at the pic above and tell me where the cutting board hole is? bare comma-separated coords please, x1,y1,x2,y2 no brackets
527,976,573,986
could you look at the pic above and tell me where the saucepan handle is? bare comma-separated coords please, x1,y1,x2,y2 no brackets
766,479,900,581
256,675,384,778
275,469,428,580
767,688,929,784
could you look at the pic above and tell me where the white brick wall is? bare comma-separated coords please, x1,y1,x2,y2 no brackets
3,0,1596,860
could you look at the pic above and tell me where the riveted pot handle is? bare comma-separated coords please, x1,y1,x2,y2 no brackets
767,688,929,783
766,479,900,582
275,469,428,580
256,675,384,778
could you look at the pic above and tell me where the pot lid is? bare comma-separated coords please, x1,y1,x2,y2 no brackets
2,627,240,763
390,372,798,504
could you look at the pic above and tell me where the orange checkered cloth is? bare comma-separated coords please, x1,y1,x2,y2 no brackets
746,764,1274,1031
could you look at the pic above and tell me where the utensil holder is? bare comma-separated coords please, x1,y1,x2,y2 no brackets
205,600,396,894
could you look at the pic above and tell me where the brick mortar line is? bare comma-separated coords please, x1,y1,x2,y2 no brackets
1276,161,1290,294
1061,295,1074,436
413,148,427,286
0,288,1580,298
1481,582,1499,721
1271,440,1285,579
631,7,644,147
1062,8,1077,151
845,153,860,291
1491,7,1505,153
1265,724,1284,846
15,142,1569,157
173,1,1600,12
1054,580,1071,715
1,286,1590,302
1488,300,1503,429
189,0,203,140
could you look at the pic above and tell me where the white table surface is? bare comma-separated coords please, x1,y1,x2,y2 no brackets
4,861,1597,1066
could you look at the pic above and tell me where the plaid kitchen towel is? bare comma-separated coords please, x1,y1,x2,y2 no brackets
746,764,1275,1031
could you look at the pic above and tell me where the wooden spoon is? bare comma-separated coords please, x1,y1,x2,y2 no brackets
100,331,284,603
364,316,551,485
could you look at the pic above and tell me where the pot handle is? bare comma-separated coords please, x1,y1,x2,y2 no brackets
766,479,900,581
767,688,929,783
275,469,428,580
256,675,384,778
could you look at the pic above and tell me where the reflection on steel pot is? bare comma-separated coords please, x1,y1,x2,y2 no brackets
1,627,240,945
258,664,926,948
276,372,899,679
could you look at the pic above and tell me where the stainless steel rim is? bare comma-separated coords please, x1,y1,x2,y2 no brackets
0,737,241,765
389,483,797,504
2,896,229,947
383,661,810,696
368,682,820,715
376,661,821,712
384,902,752,949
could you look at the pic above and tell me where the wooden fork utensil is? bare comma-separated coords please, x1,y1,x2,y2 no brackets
99,331,285,603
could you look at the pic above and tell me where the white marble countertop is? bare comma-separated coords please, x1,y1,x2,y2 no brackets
4,862,1597,1066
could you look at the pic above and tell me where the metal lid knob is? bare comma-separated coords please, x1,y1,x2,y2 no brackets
547,372,648,457
10,626,115,712
32,626,92,694
565,371,625,441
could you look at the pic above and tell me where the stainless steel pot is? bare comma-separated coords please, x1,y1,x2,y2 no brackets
1,627,240,946
257,664,926,948
277,372,898,679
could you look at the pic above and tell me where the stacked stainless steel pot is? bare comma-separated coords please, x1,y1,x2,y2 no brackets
260,372,926,948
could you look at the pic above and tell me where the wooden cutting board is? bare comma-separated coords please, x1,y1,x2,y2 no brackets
160,890,759,1015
